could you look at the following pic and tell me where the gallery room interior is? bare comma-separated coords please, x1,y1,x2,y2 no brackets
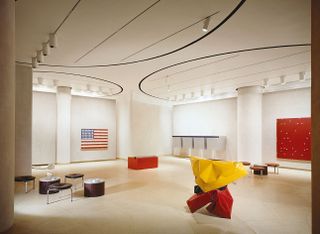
1,0,319,233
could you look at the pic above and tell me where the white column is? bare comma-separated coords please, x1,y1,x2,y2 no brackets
0,0,15,232
56,86,72,164
237,86,263,163
116,92,132,159
15,64,32,176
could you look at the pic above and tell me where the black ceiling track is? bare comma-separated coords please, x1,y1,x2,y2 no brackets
25,0,246,68
138,43,311,100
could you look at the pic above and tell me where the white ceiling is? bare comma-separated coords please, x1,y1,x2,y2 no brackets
15,0,311,102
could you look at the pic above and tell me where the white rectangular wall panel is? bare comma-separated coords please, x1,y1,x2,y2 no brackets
70,96,117,162
32,92,56,164
262,88,311,169
173,98,237,160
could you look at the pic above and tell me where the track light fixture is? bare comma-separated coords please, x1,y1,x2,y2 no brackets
49,33,57,48
53,80,58,87
37,77,44,85
211,88,215,96
299,72,306,81
32,57,38,68
280,76,286,85
37,50,44,63
202,17,210,32
42,42,50,56
263,78,269,87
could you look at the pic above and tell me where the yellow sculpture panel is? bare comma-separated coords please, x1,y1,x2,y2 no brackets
190,156,247,192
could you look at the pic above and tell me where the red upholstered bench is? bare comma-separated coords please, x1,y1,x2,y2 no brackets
128,156,158,170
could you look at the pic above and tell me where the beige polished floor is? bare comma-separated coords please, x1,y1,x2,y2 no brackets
7,156,311,234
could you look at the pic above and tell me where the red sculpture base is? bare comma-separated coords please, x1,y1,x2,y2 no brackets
186,187,233,219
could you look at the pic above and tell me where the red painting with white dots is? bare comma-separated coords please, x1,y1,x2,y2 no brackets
276,117,311,161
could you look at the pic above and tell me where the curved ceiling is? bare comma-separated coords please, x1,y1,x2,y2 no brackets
15,0,311,102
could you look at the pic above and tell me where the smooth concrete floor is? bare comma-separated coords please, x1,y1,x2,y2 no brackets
7,156,311,234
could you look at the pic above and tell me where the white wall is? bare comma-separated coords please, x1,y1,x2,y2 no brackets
70,96,117,162
173,98,237,160
32,92,56,164
131,99,172,156
262,88,311,169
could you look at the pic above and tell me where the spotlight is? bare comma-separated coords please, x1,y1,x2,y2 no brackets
299,72,306,81
49,33,57,48
86,84,92,93
37,77,44,85
167,85,170,92
211,88,215,96
263,78,269,87
52,80,58,87
37,50,44,63
202,17,210,32
280,76,286,85
32,57,38,68
42,42,50,56
108,87,113,95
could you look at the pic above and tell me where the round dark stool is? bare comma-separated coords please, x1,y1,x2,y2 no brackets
84,178,105,197
39,176,61,194
64,173,84,189
15,176,36,193
47,183,73,204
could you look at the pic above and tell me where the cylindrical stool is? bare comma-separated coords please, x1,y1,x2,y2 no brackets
84,178,105,197
39,176,61,194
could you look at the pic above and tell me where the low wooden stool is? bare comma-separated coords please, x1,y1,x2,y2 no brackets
265,163,280,174
240,161,251,166
249,166,265,175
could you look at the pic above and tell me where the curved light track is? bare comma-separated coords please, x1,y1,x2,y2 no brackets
138,43,311,100
34,70,123,96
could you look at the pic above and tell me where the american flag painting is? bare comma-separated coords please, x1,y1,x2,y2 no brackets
81,129,108,150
